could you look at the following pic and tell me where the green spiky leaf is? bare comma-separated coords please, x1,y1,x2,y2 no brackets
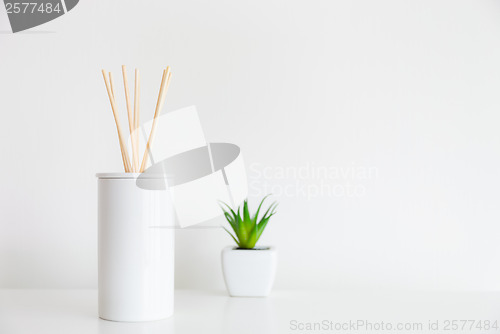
222,226,240,247
253,194,271,224
256,213,274,241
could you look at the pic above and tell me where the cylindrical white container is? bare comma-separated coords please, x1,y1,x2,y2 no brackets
97,173,175,322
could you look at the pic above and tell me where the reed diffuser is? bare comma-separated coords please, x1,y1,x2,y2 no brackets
97,66,175,322
101,66,172,172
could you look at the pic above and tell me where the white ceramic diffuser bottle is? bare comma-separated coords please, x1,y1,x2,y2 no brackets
97,173,174,322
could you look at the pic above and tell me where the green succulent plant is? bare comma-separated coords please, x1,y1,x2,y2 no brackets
220,195,278,249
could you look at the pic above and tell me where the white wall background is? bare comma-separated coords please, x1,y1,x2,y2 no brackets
1,0,500,291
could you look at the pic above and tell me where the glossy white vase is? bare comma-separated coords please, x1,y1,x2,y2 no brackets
221,246,277,297
97,173,175,322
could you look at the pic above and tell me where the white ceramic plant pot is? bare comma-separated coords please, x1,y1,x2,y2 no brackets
221,246,277,297
97,173,175,322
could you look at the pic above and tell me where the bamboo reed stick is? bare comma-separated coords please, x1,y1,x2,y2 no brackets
108,72,131,172
158,70,172,113
109,72,115,98
108,72,132,173
102,70,132,172
140,67,171,172
122,65,136,172
133,69,140,172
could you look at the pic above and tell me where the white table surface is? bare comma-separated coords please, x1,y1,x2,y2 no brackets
0,289,499,334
